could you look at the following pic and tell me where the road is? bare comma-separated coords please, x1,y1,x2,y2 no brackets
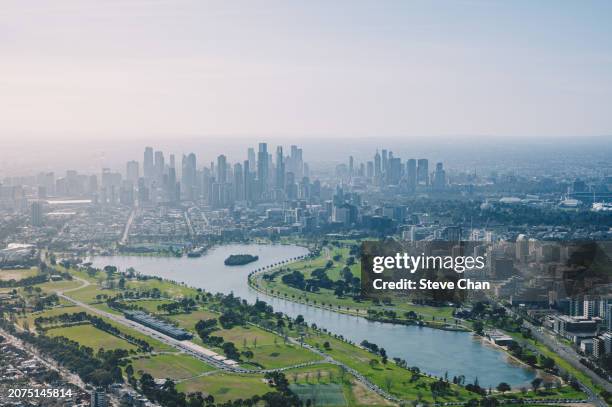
120,208,136,245
501,304,610,407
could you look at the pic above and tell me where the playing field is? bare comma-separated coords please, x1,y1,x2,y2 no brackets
177,373,271,403
290,383,347,406
131,353,215,380
0,267,39,281
46,323,136,351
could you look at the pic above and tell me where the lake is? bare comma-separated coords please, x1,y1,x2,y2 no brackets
91,243,535,387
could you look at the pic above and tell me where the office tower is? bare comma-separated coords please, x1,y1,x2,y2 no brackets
248,148,256,171
154,150,165,179
349,156,354,176
275,146,285,191
303,162,309,178
181,153,197,200
417,158,429,185
290,145,304,178
243,160,253,203
406,159,417,190
234,162,244,201
387,157,402,185
31,201,43,226
381,149,388,176
374,150,382,179
285,171,297,199
257,143,269,196
367,161,374,178
433,162,446,190
126,161,139,184
168,167,178,202
143,147,154,179
217,155,227,184
169,154,175,169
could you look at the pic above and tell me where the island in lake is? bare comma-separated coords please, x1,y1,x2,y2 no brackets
224,254,259,266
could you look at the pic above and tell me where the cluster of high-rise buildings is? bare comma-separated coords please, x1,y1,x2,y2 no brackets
133,143,312,208
339,151,447,191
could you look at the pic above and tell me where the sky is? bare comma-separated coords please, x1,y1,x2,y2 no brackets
1,0,612,143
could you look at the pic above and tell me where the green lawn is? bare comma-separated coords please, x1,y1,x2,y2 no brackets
177,373,271,403
131,353,215,380
167,309,219,329
168,313,323,369
46,323,137,351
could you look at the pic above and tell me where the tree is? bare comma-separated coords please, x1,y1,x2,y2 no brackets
496,382,511,393
531,378,543,393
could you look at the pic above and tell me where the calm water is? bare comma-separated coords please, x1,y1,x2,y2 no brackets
91,243,535,387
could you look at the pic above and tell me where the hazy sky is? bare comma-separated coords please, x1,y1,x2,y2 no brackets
1,0,612,141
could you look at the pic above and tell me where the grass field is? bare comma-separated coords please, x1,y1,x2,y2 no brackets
0,267,38,281
213,325,323,369
167,309,218,329
169,313,323,369
131,353,215,380
177,373,271,403
46,323,137,351
290,383,347,406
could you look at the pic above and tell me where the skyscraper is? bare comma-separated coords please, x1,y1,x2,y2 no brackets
374,150,381,179
275,146,285,191
217,155,227,184
154,150,165,180
31,201,43,227
181,153,197,200
406,159,417,190
126,161,139,184
257,143,269,197
143,147,154,180
433,162,446,190
234,162,244,201
248,148,256,172
417,159,429,186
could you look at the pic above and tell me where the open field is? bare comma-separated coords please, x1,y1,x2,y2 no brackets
166,309,218,328
169,313,323,369
125,299,176,313
46,323,137,351
0,267,38,281
19,305,87,328
176,373,271,403
130,353,215,380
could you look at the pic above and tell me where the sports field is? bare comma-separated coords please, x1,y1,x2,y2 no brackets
290,383,347,406
46,323,136,351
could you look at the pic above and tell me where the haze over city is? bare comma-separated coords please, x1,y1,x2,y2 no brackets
1,0,612,147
